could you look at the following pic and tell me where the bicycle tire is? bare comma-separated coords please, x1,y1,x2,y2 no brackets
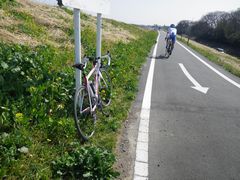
165,41,173,58
74,86,96,141
165,40,170,58
99,69,112,107
165,48,169,57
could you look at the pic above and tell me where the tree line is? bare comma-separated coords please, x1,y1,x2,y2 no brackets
177,8,240,47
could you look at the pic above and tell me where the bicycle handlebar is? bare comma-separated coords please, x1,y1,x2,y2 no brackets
73,51,111,70
100,51,111,67
72,56,90,71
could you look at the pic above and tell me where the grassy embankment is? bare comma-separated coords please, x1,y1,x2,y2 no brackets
178,36,240,78
0,0,157,179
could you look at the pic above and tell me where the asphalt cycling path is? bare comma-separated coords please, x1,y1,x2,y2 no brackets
135,31,240,180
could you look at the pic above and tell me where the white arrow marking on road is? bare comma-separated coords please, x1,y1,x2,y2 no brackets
177,41,240,89
179,63,209,94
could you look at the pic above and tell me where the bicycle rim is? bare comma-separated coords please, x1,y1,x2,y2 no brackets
99,69,112,107
74,86,96,141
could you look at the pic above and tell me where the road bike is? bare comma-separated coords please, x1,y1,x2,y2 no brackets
165,38,173,58
73,52,112,141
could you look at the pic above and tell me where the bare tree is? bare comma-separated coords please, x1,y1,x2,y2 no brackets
201,11,228,28
177,20,193,35
224,9,240,45
175,8,240,46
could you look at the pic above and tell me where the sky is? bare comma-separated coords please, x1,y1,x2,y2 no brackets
36,0,240,25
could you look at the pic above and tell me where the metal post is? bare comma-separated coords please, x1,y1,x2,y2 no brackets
96,13,102,58
74,8,81,90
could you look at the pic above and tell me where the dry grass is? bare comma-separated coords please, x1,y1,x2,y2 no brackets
17,0,72,47
0,9,18,27
103,23,136,43
0,28,41,46
1,0,77,48
0,0,137,48
0,3,41,46
80,15,137,43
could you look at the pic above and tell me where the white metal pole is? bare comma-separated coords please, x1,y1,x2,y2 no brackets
96,13,102,58
74,8,81,90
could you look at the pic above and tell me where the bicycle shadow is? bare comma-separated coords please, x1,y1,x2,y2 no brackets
149,54,169,60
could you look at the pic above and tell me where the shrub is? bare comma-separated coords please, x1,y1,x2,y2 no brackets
52,146,119,179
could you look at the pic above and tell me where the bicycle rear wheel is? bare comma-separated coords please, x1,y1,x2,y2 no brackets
74,86,96,141
165,40,170,58
165,47,169,57
99,69,112,107
165,41,173,58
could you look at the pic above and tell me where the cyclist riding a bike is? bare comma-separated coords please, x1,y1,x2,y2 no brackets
165,24,177,54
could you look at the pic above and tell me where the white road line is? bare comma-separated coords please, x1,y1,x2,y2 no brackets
179,63,209,94
177,41,240,89
133,31,160,180
134,175,148,180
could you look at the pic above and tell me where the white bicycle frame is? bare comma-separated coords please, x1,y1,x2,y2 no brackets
79,53,111,114
85,60,100,113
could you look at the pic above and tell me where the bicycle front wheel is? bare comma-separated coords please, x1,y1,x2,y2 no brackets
99,69,112,107
74,86,96,141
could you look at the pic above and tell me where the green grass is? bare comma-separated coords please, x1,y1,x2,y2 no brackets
179,37,240,78
7,10,46,38
62,7,73,16
0,0,18,8
0,7,158,178
9,10,32,21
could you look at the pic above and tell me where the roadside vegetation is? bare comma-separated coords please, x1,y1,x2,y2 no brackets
178,37,240,78
176,7,240,78
0,0,157,178
177,8,240,50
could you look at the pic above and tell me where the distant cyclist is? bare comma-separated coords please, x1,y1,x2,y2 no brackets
165,24,177,55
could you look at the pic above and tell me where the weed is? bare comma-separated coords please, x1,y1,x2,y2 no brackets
52,146,119,179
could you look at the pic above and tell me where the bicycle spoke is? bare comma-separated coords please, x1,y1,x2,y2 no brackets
99,69,112,107
74,86,96,141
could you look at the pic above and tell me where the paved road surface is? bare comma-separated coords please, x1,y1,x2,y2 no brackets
134,31,240,180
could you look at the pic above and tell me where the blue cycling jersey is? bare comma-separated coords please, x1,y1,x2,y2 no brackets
167,27,177,41
169,33,176,43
